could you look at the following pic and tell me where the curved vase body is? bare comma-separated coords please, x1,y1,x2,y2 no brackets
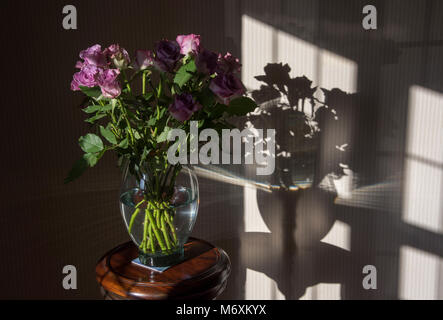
119,164,199,266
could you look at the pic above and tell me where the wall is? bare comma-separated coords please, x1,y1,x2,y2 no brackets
0,0,442,299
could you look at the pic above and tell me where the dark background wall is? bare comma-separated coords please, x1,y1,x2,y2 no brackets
0,0,442,299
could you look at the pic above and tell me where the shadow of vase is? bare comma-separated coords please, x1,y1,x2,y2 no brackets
237,63,355,299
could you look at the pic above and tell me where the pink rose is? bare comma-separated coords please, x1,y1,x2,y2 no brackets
133,50,154,70
70,64,100,91
154,40,182,72
195,49,218,74
209,72,245,104
97,69,121,98
79,44,108,67
168,93,202,122
176,34,201,55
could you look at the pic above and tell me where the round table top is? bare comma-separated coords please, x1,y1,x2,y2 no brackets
95,238,231,300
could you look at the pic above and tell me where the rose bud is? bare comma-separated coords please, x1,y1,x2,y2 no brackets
105,44,131,70
133,50,154,70
176,34,201,55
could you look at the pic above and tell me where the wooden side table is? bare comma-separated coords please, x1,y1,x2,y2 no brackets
95,238,231,300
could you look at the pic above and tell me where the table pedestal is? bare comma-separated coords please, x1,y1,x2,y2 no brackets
96,238,231,300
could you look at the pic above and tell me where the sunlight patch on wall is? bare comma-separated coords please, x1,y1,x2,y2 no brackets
403,86,443,234
276,29,317,80
318,49,357,94
244,186,271,233
399,245,443,299
241,15,275,90
245,268,285,300
320,220,351,251
300,283,342,300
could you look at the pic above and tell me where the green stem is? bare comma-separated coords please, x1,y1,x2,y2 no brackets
118,99,135,145
167,165,181,198
161,211,172,250
110,124,121,139
124,114,135,145
122,70,132,93
141,209,149,253
128,208,140,234
135,199,146,209
128,199,145,234
146,233,151,251
160,165,173,196
164,210,177,244
145,205,167,251
142,72,146,95
155,208,161,228
148,224,155,252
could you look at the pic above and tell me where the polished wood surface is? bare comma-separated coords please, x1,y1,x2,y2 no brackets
96,238,231,300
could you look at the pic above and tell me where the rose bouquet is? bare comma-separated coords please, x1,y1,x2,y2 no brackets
66,34,256,265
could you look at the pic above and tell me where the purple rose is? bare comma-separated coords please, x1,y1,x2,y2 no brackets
195,49,218,74
97,69,121,98
209,73,245,104
154,40,182,72
176,34,201,55
216,52,241,74
105,44,130,69
133,50,154,70
168,93,202,122
79,44,108,67
70,64,100,91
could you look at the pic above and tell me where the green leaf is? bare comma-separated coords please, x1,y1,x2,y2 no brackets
118,137,129,149
143,92,155,102
147,117,157,127
64,157,88,184
133,130,141,140
209,103,227,119
101,105,112,112
99,125,117,144
157,74,163,97
197,87,216,108
140,146,151,166
85,113,107,124
82,105,101,114
79,86,101,98
226,97,257,116
174,60,197,88
126,109,137,120
157,126,171,143
83,152,98,167
79,134,104,153
83,104,112,114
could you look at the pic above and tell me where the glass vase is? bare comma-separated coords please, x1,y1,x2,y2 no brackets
119,163,199,267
